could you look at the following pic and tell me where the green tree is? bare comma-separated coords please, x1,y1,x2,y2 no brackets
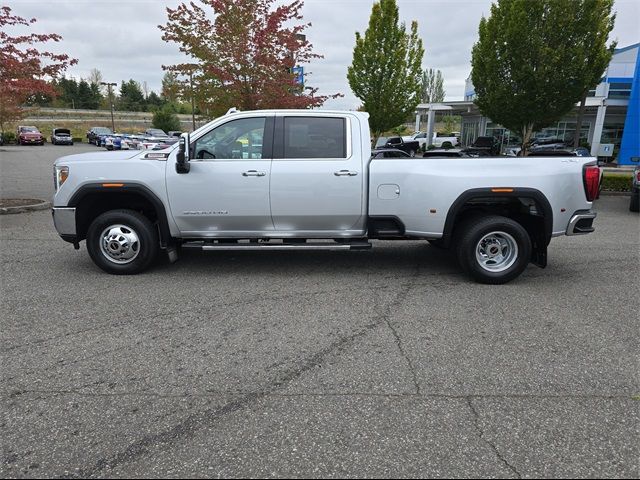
119,79,146,112
57,77,78,108
571,0,616,147
146,91,164,110
471,0,615,154
77,79,95,109
347,0,424,145
161,72,181,103
420,68,445,103
152,105,181,132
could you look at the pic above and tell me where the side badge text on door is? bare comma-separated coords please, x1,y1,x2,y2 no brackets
183,210,229,215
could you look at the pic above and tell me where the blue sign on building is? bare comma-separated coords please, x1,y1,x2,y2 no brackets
618,46,640,166
292,66,304,86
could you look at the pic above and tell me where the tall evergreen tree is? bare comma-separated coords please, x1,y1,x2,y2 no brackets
420,68,445,104
347,0,424,144
57,77,78,108
471,0,616,154
77,79,93,109
119,79,146,111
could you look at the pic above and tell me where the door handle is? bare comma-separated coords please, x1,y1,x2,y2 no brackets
242,170,266,177
334,170,358,176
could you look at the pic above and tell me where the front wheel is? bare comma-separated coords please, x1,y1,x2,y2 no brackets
86,209,159,274
456,215,531,284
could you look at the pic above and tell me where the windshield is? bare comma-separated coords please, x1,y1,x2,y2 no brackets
20,127,39,133
95,127,112,134
147,129,168,137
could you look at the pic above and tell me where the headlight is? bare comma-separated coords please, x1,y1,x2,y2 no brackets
54,166,69,190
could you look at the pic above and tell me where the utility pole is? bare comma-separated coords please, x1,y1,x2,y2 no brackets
101,82,117,132
189,71,195,131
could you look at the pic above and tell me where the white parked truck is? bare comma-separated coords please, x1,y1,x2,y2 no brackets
52,109,600,284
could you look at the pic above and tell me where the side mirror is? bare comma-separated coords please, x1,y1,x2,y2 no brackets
176,133,190,174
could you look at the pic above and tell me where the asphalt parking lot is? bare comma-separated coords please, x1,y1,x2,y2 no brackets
1,144,639,478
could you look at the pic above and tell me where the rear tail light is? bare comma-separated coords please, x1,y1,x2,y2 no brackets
583,165,600,202
636,171,640,182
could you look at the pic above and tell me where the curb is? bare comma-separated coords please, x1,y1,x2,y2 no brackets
0,200,51,215
599,191,631,197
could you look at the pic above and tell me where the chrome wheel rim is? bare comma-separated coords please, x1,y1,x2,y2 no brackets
475,231,518,273
99,224,141,264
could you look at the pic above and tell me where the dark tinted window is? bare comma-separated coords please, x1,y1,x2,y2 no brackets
283,117,346,159
385,151,409,158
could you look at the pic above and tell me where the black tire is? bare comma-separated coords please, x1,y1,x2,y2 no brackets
630,192,639,212
86,209,158,275
455,215,531,284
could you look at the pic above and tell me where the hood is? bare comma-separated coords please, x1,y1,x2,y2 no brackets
54,150,142,166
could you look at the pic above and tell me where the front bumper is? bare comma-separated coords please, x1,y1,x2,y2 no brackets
52,207,77,242
566,210,597,236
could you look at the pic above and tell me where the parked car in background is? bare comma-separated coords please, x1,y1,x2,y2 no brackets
17,126,44,145
51,128,73,146
402,131,460,149
144,128,168,138
422,148,473,158
168,131,182,138
465,136,500,156
371,148,411,159
383,137,420,157
87,127,113,146
527,148,590,157
630,159,640,212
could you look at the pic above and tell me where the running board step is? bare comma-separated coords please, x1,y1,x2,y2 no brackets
182,241,372,251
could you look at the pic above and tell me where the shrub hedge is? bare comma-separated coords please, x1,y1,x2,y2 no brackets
601,173,632,192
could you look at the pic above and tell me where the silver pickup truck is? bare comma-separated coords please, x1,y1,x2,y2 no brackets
52,109,599,284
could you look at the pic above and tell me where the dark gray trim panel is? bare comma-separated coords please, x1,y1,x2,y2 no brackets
67,183,173,247
441,188,554,248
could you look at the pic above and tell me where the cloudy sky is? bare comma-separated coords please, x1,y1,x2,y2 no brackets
6,0,640,110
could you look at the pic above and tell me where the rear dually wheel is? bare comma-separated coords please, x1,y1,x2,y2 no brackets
456,215,531,284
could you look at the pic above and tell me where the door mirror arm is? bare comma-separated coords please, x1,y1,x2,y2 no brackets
176,134,191,174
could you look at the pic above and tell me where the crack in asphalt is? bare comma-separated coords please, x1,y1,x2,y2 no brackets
52,268,421,478
467,396,522,479
62,321,381,478
379,262,423,396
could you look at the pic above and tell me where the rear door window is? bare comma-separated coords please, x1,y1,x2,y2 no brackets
283,117,346,159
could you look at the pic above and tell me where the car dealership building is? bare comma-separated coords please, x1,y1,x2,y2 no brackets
416,43,640,165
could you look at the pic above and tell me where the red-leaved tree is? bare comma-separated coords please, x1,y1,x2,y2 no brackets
159,0,341,118
0,6,77,133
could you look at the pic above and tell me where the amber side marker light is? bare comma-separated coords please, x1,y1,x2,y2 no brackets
102,183,124,188
491,188,514,193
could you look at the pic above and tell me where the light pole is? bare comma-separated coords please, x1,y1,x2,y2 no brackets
183,64,198,131
189,71,196,131
100,82,117,132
